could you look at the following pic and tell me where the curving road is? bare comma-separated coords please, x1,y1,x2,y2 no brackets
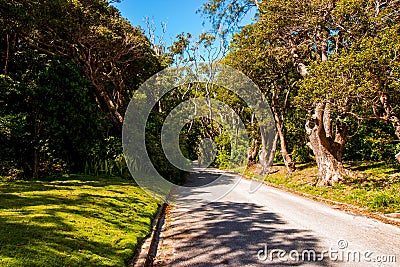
154,168,400,266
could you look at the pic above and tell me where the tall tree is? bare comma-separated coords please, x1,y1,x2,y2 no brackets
202,0,400,184
300,23,400,164
1,0,161,131
224,23,299,174
0,0,164,177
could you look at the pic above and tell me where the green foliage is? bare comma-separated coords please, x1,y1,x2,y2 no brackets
298,23,400,162
214,151,230,169
224,19,303,169
368,190,399,211
0,53,108,178
168,32,192,56
220,0,399,167
285,109,312,163
84,137,129,177
212,131,231,169
200,0,257,34
1,0,399,185
298,24,400,108
0,175,159,266
344,121,399,162
144,94,188,185
0,1,163,178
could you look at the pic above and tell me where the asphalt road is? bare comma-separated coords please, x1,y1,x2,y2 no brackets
154,168,400,266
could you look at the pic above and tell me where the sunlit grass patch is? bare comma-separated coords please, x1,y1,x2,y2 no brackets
0,174,158,267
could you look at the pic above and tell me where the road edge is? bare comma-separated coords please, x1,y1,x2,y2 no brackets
127,202,168,267
230,169,400,228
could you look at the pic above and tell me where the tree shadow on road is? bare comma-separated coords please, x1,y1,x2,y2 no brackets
162,201,334,266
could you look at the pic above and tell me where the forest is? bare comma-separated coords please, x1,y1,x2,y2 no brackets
1,0,399,184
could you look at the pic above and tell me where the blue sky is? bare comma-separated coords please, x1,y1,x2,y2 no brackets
113,0,256,47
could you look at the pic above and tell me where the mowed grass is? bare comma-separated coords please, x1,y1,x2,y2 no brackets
233,161,400,214
0,174,159,267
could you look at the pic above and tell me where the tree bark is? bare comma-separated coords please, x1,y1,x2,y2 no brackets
270,85,296,174
247,138,259,167
305,102,350,185
274,113,296,174
90,78,124,132
259,127,277,175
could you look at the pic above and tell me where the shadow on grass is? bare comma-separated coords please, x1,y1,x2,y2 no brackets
0,175,157,267
347,161,396,172
295,162,317,171
342,161,400,188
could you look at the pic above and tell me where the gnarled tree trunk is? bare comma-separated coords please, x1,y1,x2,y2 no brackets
305,101,350,185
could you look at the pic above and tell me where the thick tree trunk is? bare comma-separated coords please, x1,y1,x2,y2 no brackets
307,127,347,185
306,102,350,185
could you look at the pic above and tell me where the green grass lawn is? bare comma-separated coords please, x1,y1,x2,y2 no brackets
0,174,159,267
233,161,400,214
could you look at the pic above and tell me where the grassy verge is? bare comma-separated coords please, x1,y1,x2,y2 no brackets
0,174,159,267
232,161,400,214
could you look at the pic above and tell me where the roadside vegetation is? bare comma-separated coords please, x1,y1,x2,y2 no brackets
202,0,400,186
0,174,158,267
232,161,400,214
200,0,400,218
